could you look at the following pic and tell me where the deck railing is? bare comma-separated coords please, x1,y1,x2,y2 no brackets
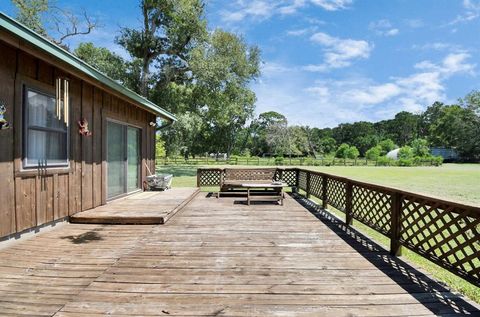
197,167,480,286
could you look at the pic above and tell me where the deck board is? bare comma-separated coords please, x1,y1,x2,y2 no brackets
0,193,478,316
69,188,199,225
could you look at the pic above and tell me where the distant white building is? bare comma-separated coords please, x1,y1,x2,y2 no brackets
386,149,400,160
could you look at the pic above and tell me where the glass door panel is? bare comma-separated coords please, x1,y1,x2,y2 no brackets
107,121,126,199
127,127,140,192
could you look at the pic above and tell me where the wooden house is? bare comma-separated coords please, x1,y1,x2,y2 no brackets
0,13,176,239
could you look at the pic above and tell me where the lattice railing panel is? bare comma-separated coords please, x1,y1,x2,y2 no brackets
197,169,223,186
310,173,323,198
275,169,297,187
399,195,480,284
352,185,392,236
298,170,307,191
326,178,346,212
225,169,276,181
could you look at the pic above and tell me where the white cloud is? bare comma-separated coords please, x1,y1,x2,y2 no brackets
369,19,399,36
446,0,480,25
412,42,462,52
305,32,372,71
220,0,353,24
404,19,424,28
310,0,353,11
252,53,476,127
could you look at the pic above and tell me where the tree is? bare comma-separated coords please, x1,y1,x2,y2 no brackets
116,0,207,97
12,0,98,48
346,146,360,159
410,138,430,157
398,146,413,159
11,0,48,35
74,42,141,91
335,143,350,159
189,29,260,156
378,139,396,155
249,111,287,155
366,146,381,160
319,137,336,154
266,121,290,156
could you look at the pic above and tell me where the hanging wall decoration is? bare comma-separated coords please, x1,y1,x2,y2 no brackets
78,118,92,136
55,77,69,126
0,102,10,130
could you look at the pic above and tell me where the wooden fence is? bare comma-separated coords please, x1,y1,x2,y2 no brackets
159,156,438,167
197,167,480,286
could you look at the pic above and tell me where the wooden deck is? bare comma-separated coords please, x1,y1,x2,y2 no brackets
0,193,478,316
69,188,199,225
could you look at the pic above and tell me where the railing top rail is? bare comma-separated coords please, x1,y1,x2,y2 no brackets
295,168,480,213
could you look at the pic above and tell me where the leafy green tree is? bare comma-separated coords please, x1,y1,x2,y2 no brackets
155,134,166,157
189,29,260,156
365,146,381,160
12,0,48,35
410,138,430,157
319,137,336,154
74,42,142,91
335,143,350,159
249,111,287,155
116,0,207,97
346,146,360,159
398,146,414,160
378,139,396,155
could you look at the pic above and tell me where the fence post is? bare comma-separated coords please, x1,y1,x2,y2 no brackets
345,181,353,226
306,171,311,198
196,169,201,187
390,191,403,256
322,176,328,209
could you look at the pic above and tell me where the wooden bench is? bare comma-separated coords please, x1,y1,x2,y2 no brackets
218,168,277,197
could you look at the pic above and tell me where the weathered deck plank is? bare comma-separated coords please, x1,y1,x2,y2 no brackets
69,188,199,225
0,193,478,316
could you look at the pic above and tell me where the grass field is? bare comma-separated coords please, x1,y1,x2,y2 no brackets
157,163,480,302
157,163,480,206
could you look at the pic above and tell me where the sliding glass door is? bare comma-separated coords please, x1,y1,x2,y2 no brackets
107,121,141,199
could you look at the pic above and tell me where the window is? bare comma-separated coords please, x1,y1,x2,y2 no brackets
23,87,68,167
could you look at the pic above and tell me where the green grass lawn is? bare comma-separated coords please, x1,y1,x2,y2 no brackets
156,163,480,302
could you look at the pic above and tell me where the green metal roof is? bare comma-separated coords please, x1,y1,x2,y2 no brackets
0,11,176,121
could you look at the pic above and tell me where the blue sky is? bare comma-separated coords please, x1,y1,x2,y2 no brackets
2,0,480,127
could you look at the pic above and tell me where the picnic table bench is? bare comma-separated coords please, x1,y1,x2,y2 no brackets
218,168,287,204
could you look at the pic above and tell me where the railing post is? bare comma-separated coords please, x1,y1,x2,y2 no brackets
196,169,201,187
306,171,311,198
321,176,328,209
390,191,403,256
345,181,353,226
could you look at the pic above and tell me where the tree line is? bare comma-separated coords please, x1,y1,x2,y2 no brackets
12,1,480,162
238,92,480,162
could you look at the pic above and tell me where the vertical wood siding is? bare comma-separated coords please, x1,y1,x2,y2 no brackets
0,42,157,239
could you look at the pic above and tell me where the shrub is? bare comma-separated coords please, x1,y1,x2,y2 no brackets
412,156,423,165
366,146,381,160
398,158,414,166
376,156,394,166
398,146,414,160
274,156,284,165
346,146,360,159
432,155,444,166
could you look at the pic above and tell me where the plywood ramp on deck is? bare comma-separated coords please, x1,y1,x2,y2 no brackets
69,187,199,225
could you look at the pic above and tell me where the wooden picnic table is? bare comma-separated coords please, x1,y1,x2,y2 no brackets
241,182,288,206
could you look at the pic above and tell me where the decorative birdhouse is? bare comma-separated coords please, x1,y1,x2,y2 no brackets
78,118,92,136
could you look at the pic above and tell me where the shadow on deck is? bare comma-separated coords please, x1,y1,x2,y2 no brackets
0,192,478,316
